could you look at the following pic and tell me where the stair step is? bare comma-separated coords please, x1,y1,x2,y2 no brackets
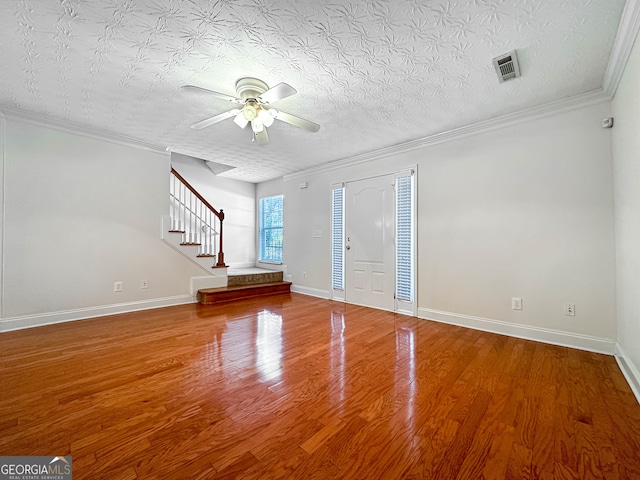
196,254,215,258
198,281,292,305
180,242,202,246
228,270,283,286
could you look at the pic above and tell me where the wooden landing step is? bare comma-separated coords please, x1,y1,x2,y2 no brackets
228,269,283,286
197,281,292,305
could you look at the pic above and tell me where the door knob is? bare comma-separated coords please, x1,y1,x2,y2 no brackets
346,245,351,250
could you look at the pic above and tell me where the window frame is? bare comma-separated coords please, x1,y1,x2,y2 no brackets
395,169,416,315
258,194,284,264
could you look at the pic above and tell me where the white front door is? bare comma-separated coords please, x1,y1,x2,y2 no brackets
344,175,395,311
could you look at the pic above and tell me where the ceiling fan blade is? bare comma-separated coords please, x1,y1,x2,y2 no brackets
272,110,320,132
255,127,269,145
181,85,243,104
258,83,297,104
233,111,249,129
190,109,239,130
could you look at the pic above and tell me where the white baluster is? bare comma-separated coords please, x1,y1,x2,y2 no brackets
182,182,186,239
171,174,176,230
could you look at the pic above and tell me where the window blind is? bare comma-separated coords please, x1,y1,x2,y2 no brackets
396,175,413,302
331,186,344,290
259,195,283,263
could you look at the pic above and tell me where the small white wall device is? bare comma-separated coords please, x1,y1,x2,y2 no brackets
602,117,614,128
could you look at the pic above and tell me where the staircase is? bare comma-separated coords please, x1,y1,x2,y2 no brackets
197,268,292,304
165,167,291,304
162,168,228,291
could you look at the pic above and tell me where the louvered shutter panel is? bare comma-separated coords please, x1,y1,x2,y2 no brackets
331,186,344,290
396,175,413,302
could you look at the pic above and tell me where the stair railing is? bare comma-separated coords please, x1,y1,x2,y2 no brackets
170,167,226,267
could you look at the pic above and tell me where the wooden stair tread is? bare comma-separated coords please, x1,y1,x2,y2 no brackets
199,281,291,293
198,281,292,305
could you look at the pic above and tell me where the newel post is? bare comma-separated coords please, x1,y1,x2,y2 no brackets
216,209,226,267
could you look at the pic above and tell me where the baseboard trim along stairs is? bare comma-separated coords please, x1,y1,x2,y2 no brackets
198,268,291,304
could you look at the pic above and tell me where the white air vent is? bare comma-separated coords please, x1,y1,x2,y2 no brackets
493,50,521,83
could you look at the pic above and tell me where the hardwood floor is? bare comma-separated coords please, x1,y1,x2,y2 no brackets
1,293,639,479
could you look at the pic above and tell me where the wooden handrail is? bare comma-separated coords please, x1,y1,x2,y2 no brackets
171,167,225,267
171,168,224,221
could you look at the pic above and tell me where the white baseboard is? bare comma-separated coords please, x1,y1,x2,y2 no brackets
291,285,331,299
0,295,196,332
615,343,640,405
418,308,616,355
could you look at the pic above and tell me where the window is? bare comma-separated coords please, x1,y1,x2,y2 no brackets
259,194,283,263
331,185,344,291
396,173,414,303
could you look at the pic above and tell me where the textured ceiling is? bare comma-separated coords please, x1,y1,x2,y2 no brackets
0,0,626,182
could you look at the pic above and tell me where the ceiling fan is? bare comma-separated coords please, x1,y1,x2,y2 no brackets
182,77,320,145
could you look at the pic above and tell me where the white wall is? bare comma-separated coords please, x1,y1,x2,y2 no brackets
0,114,5,319
169,153,256,268
255,172,337,292
612,31,640,390
0,117,207,330
258,101,617,349
416,105,616,342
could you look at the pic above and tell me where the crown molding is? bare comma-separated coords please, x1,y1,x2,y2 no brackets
603,0,640,96
0,106,167,155
283,0,640,185
283,88,611,182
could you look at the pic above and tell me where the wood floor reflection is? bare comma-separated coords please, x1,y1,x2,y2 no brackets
1,293,639,479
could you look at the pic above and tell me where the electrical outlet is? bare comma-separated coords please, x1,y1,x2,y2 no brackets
511,297,523,310
303,271,307,279
564,303,575,316
141,280,148,289
114,281,123,292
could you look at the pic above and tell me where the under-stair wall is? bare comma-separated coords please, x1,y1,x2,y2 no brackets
161,215,227,290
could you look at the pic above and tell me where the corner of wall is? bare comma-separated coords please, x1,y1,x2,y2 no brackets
615,343,640,405
603,0,640,96
610,1,640,407
0,110,6,321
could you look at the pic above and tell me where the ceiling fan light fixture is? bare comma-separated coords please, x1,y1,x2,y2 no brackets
243,103,258,121
258,108,275,127
251,118,264,133
233,112,249,129
185,77,320,143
